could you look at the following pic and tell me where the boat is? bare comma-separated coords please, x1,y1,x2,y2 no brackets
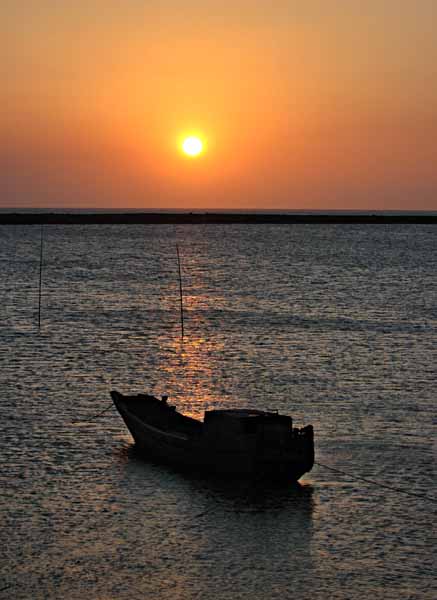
111,390,314,481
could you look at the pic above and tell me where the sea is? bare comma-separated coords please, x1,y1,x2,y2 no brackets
1,223,436,600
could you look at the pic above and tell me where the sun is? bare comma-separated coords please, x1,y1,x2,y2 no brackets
181,136,204,157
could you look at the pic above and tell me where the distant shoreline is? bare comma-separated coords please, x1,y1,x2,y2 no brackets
1,212,436,225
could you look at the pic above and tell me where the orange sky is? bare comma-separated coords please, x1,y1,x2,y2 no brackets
2,1,437,210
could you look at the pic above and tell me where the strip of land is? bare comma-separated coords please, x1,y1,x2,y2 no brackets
1,212,436,225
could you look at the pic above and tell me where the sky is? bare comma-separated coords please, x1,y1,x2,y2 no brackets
2,0,437,211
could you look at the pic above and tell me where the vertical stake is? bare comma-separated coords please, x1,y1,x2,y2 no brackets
38,224,43,331
176,244,184,339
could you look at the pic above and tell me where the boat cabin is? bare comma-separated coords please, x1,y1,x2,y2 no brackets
203,409,293,452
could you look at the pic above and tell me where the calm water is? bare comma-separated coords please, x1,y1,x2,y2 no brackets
1,224,436,600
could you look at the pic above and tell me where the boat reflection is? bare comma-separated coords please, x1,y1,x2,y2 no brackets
110,445,315,596
117,443,314,518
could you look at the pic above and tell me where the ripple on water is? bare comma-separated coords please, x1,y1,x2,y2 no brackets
1,224,436,600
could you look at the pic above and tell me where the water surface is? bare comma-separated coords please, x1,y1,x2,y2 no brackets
1,224,436,599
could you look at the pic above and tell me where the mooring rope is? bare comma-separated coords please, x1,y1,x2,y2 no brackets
315,461,437,503
90,403,115,419
72,403,115,424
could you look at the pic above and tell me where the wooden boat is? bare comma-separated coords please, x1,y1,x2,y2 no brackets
111,390,314,481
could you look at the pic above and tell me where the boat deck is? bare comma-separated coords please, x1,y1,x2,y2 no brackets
115,393,203,437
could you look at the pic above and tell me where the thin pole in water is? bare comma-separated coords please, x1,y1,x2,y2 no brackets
176,244,184,339
38,224,43,330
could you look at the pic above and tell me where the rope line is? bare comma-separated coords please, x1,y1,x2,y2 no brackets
315,461,437,503
72,403,115,424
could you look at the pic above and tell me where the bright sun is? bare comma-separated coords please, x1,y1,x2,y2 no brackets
182,136,204,157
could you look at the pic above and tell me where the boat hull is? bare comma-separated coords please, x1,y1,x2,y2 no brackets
112,392,314,482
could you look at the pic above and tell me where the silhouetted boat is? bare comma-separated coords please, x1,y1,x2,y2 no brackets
111,390,314,481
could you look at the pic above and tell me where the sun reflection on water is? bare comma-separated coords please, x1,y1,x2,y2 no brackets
158,328,228,420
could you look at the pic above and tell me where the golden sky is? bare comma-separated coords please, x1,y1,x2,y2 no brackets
2,1,437,210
